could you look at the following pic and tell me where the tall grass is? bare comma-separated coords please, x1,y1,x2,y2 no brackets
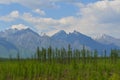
0,46,119,80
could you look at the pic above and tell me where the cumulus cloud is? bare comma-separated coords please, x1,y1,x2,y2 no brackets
0,0,59,9
11,24,28,30
0,10,19,21
0,0,80,9
21,12,67,34
74,0,120,38
0,0,120,38
78,0,120,23
34,9,46,16
10,11,19,18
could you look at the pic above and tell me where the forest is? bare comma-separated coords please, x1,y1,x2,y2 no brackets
0,45,120,80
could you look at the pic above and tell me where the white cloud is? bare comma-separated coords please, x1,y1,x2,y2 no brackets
11,24,28,30
30,0,119,37
0,0,80,9
0,0,12,4
74,0,120,38
21,12,63,34
34,9,46,16
10,10,19,18
79,0,120,23
0,10,19,21
0,0,120,38
0,0,58,9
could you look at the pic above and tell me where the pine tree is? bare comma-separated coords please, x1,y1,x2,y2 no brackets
9,54,12,61
104,50,107,63
94,49,98,64
17,52,20,61
67,44,72,64
81,45,86,64
48,46,52,63
36,47,41,61
43,48,47,62
110,49,118,64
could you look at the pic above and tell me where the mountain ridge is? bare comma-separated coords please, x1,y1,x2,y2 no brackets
0,28,119,58
93,34,120,47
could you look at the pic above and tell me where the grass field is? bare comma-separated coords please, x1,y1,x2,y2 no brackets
0,47,119,80
0,59,120,80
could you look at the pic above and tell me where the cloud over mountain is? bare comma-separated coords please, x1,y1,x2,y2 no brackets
0,0,120,38
11,24,28,30
74,0,120,38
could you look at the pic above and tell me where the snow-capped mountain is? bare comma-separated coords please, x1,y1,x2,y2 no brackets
93,34,120,47
0,28,119,58
52,30,118,51
0,28,43,57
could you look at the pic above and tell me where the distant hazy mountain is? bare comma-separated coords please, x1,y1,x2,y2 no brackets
94,34,120,47
52,30,118,52
0,28,119,58
0,28,43,58
0,38,18,58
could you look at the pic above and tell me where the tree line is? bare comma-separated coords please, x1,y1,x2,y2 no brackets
34,45,120,64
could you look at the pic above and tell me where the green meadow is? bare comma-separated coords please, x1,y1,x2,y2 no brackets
0,46,120,80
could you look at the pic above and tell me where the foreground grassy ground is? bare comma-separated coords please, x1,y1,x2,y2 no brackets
0,59,120,80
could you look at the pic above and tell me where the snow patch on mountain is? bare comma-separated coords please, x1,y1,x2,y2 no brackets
11,24,28,30
0,28,119,58
93,34,120,47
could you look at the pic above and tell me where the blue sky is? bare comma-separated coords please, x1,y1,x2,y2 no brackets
0,0,120,38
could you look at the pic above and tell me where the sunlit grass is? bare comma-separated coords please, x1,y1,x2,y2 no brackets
0,59,120,80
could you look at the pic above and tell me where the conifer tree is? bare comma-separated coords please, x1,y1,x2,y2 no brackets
94,49,98,64
103,50,107,63
48,46,52,63
17,51,20,60
9,54,12,60
81,45,86,64
36,47,41,61
68,44,72,64
110,49,118,63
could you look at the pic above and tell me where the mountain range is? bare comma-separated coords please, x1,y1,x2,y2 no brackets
93,34,120,47
0,28,119,58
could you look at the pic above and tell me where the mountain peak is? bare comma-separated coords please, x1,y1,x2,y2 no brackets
94,34,120,47
53,30,67,36
11,24,28,30
72,30,80,34
91,34,106,39
11,27,27,30
58,30,66,34
93,34,114,40
51,30,67,39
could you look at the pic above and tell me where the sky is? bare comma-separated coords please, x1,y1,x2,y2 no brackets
0,0,120,38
